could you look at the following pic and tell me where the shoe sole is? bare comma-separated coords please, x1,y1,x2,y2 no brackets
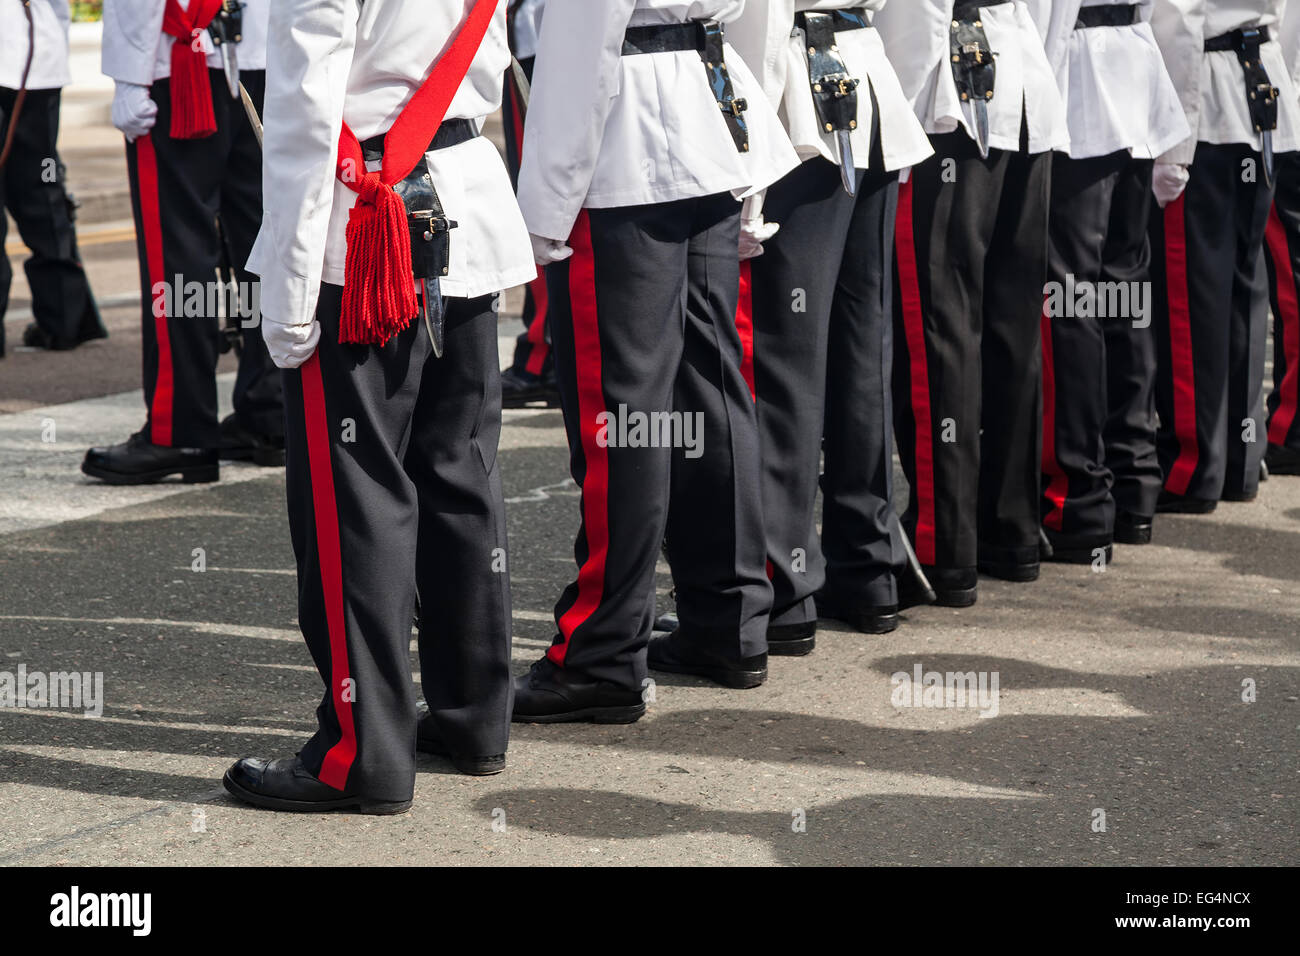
1157,500,1217,514
416,741,506,776
815,603,898,635
1114,527,1153,545
221,772,411,815
511,703,646,724
220,447,286,467
1045,546,1113,565
978,563,1040,583
648,657,767,689
768,636,816,656
932,586,978,608
82,461,219,485
502,393,561,409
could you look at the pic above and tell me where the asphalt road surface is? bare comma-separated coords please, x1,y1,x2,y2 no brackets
1,202,1297,868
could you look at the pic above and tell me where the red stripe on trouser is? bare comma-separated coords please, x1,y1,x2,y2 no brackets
1040,302,1067,530
135,135,174,447
301,353,357,790
735,259,756,401
1162,195,1199,495
523,273,550,375
551,212,610,666
895,179,937,565
1265,204,1300,444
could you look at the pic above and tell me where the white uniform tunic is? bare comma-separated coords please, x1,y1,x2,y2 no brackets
510,0,546,58
246,0,535,330
1280,0,1300,89
0,0,71,91
101,0,269,86
1041,0,1189,159
873,0,1070,155
727,0,934,173
516,0,801,244
1150,0,1300,165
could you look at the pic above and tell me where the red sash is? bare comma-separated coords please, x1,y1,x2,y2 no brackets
333,0,500,346
162,0,224,140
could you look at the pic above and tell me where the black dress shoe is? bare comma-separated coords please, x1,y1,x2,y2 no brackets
501,366,561,409
82,430,219,485
1265,443,1300,475
512,657,646,723
416,701,505,775
217,413,286,466
222,755,411,815
1220,486,1258,502
766,619,816,655
22,321,107,351
647,631,767,688
978,558,1040,582
916,565,978,607
1113,511,1153,545
813,590,898,635
1156,490,1217,514
1042,530,1113,565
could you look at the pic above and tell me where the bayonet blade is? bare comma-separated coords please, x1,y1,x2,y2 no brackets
835,129,857,197
1263,130,1276,188
222,44,240,99
420,279,445,358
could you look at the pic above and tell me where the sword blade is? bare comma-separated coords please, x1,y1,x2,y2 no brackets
836,129,857,197
1263,131,1276,188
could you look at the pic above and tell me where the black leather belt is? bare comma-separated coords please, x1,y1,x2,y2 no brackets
795,7,871,33
622,20,700,54
1204,25,1271,52
359,117,478,158
1075,4,1140,28
953,0,1010,22
621,20,750,153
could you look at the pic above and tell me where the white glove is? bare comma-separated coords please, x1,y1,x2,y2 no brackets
112,82,157,143
739,217,779,260
530,234,573,265
261,317,321,370
1152,162,1190,208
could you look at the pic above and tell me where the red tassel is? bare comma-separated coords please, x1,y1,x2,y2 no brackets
340,172,417,345
168,33,217,140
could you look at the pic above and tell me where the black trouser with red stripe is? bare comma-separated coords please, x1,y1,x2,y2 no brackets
744,156,902,621
1263,149,1300,453
545,195,772,691
0,87,103,354
1041,151,1162,547
500,55,551,377
1150,142,1272,502
284,285,513,803
892,129,1050,574
124,69,281,448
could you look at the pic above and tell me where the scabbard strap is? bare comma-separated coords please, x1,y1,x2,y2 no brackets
621,19,749,152
795,11,861,136
1206,26,1279,134
950,7,998,106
